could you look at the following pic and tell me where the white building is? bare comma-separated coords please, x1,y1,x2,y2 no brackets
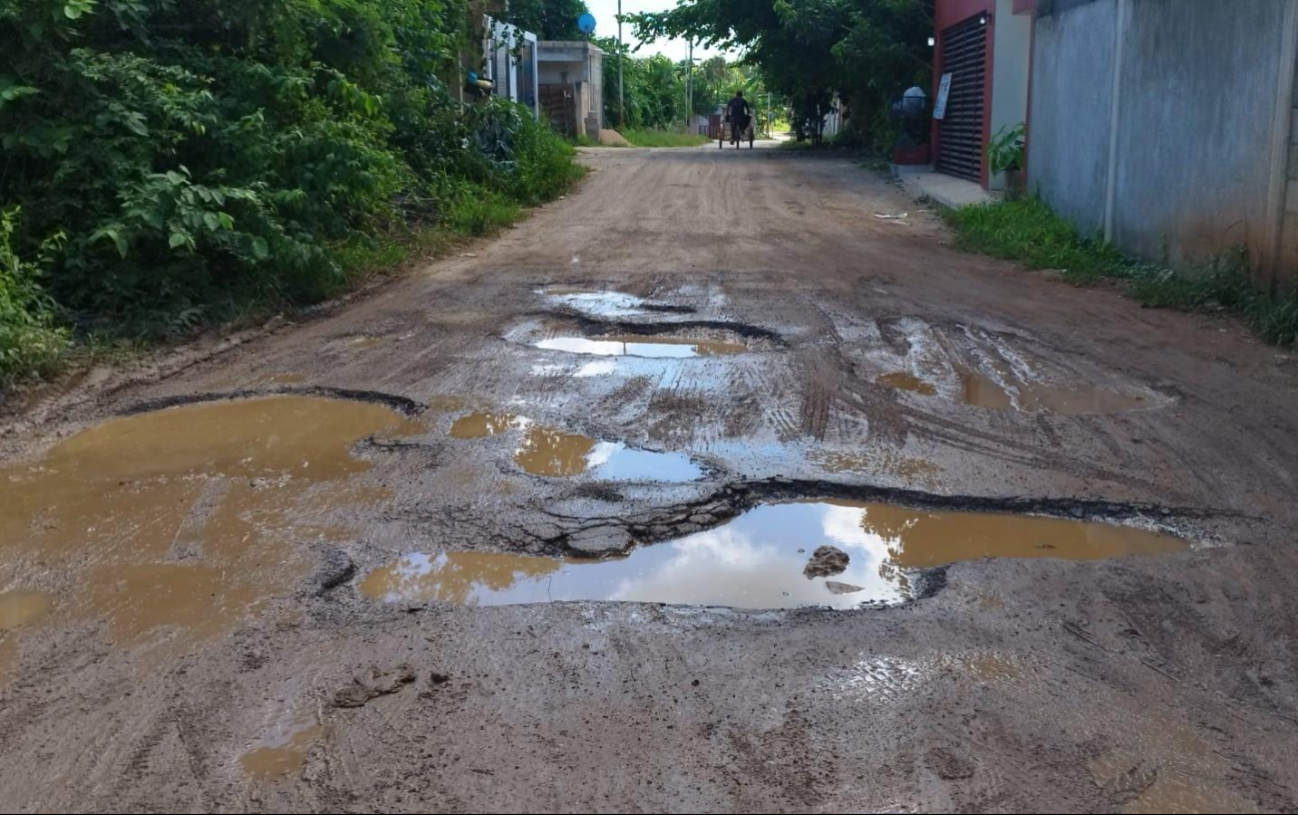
538,40,604,138
483,16,539,118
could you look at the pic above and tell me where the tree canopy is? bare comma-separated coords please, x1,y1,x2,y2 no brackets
632,0,933,144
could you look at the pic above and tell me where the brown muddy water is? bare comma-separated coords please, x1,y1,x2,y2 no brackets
879,367,1151,414
0,591,53,630
449,411,703,480
0,395,421,650
239,709,323,779
535,336,746,358
877,372,938,396
361,502,1185,610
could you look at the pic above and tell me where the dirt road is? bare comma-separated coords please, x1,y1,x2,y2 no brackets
2,144,1297,813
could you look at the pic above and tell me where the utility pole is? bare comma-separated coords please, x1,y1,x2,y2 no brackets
686,39,693,130
618,0,624,129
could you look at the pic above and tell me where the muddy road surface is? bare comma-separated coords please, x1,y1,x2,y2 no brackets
3,144,1298,813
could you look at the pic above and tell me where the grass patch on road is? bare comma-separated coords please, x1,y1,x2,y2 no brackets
945,198,1298,347
621,128,711,148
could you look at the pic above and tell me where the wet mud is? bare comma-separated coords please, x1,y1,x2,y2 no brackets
0,144,1293,815
0,395,421,657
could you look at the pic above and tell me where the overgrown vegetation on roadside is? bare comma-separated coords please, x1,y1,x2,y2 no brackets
0,0,581,386
620,129,711,148
946,198,1298,347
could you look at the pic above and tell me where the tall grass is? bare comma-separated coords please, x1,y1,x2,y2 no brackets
944,198,1298,347
621,128,712,148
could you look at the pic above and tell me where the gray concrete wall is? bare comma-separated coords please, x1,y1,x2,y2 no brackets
1282,38,1298,284
1029,0,1298,283
1027,0,1117,235
1112,0,1292,270
988,0,1033,191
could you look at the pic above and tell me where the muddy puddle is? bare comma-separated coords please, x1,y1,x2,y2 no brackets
535,336,745,358
0,591,53,630
0,395,422,654
879,367,1152,414
450,411,702,480
361,502,1184,609
877,372,937,396
960,371,1149,413
239,708,323,779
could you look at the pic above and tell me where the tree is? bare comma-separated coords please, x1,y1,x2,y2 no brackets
632,0,933,145
503,0,591,40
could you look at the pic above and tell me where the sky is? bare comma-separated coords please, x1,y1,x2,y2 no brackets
584,0,732,62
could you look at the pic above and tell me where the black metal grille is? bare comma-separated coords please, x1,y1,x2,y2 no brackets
937,15,989,182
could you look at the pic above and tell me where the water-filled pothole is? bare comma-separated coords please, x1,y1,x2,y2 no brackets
535,336,746,358
361,501,1185,609
449,411,702,480
879,367,1152,414
541,288,649,317
960,371,1149,413
0,395,422,650
239,708,322,779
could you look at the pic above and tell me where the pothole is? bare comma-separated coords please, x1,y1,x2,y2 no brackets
540,288,650,317
959,370,1151,413
535,336,746,358
878,366,1156,414
867,319,1167,414
449,410,703,480
239,707,322,779
0,395,423,653
359,501,1186,610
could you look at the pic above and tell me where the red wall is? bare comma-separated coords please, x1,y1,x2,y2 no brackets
936,0,994,31
932,0,996,187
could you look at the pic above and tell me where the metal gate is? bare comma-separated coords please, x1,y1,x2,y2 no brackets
936,15,989,182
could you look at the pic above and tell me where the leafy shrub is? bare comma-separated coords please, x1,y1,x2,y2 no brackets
0,0,579,356
0,209,69,386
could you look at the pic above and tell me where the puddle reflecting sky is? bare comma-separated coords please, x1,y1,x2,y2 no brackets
450,411,703,480
536,336,745,358
542,289,647,317
363,502,1185,610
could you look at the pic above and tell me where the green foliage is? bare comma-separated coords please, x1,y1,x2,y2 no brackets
632,0,932,145
502,0,590,40
0,208,70,386
620,128,710,148
987,123,1025,176
946,198,1298,348
945,198,1126,280
595,39,687,130
0,0,580,356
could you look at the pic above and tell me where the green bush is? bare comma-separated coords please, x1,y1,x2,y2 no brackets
0,209,70,386
944,198,1127,281
0,0,580,349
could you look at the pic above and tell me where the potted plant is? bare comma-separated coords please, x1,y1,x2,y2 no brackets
987,123,1025,199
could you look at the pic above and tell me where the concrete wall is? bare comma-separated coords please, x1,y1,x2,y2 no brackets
988,0,1032,190
1113,0,1292,271
1279,27,1298,284
1030,0,1298,284
1027,0,1117,234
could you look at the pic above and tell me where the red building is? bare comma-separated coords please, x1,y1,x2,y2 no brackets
931,0,1036,190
